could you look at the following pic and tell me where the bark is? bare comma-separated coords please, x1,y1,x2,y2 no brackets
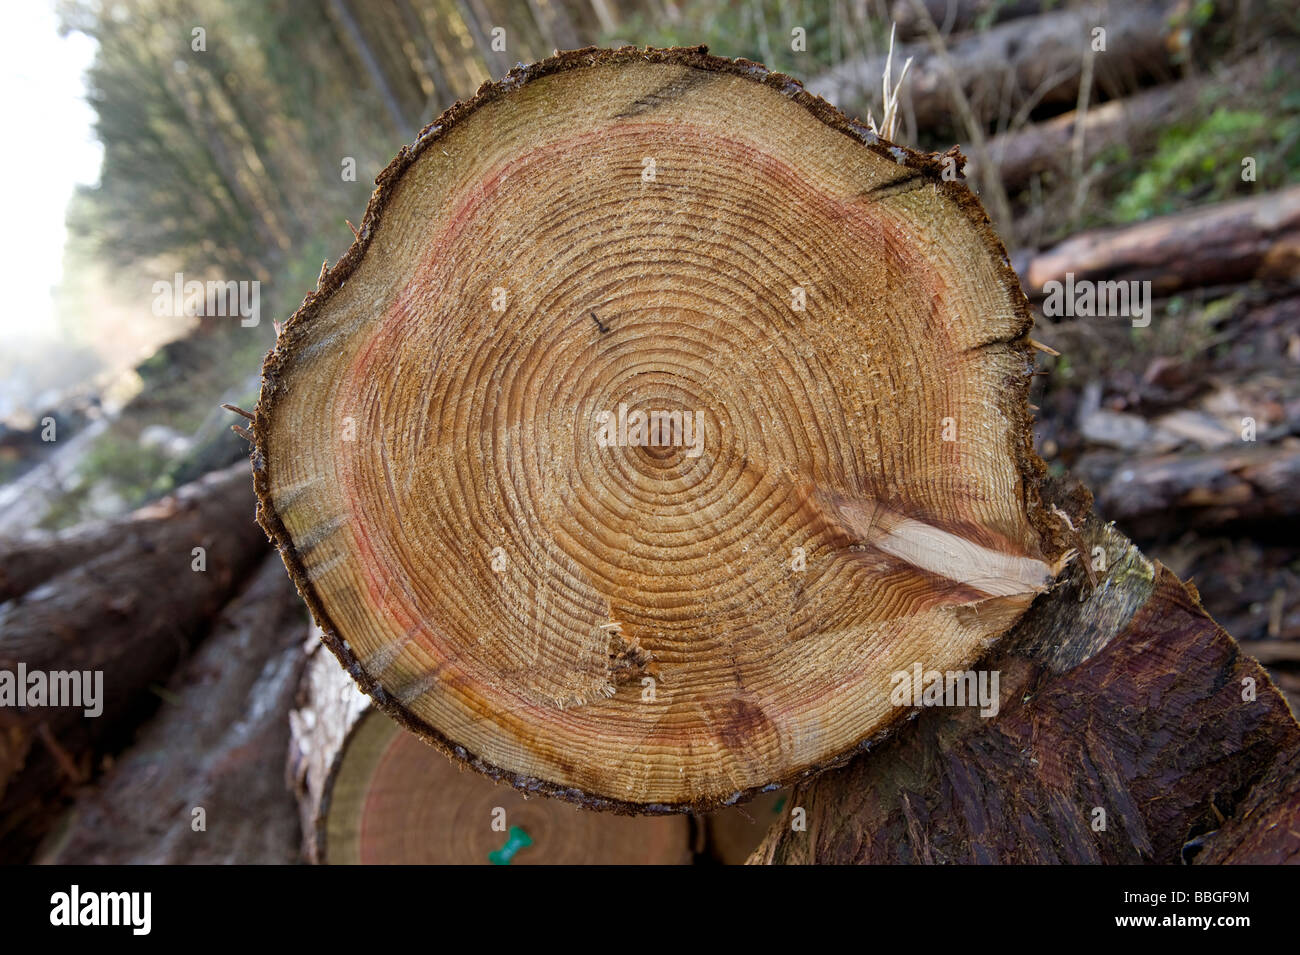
809,3,1179,135
35,556,308,864
0,461,268,860
289,644,693,864
254,46,1072,811
978,50,1291,193
749,507,1300,864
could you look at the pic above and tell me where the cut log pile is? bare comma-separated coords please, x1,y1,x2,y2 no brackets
289,641,693,864
0,462,270,860
2,30,1298,866
253,46,1074,813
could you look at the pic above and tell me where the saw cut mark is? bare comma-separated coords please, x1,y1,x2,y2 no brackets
614,67,712,117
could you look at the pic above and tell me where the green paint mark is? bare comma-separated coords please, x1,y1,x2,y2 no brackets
489,825,534,865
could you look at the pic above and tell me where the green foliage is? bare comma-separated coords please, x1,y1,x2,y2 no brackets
79,433,174,507
1113,106,1300,222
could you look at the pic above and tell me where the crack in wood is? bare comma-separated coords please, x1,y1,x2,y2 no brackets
614,69,711,118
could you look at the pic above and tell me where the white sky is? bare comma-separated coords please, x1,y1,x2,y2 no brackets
0,1,102,347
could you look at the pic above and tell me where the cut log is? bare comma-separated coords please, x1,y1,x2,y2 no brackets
289,644,692,863
1024,186,1300,297
0,461,268,860
749,505,1300,864
35,555,309,864
809,3,1179,136
254,46,1072,811
703,789,787,865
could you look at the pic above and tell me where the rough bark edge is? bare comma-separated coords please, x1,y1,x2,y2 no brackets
252,45,1069,814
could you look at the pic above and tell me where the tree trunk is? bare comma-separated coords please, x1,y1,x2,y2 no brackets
749,500,1300,864
325,0,412,135
35,555,308,864
890,0,1051,39
288,642,693,864
254,47,1074,812
0,461,268,860
809,3,1180,135
1023,186,1300,297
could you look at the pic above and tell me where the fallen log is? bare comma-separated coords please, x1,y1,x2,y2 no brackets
289,644,692,864
979,78,1188,193
809,3,1179,136
35,555,308,864
890,0,1057,38
976,52,1291,193
254,46,1074,812
0,461,269,860
1023,185,1300,296
1088,440,1300,537
749,508,1300,864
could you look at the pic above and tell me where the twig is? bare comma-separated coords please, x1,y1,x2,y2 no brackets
904,0,1012,230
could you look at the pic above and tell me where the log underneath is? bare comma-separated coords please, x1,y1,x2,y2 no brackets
255,47,1071,811
0,462,269,861
749,510,1300,864
35,556,309,864
289,646,692,864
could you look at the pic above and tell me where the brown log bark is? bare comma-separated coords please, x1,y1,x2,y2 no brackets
1023,186,1300,297
288,644,693,864
34,555,308,864
977,50,1292,193
809,3,1179,135
0,461,268,860
749,506,1300,864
